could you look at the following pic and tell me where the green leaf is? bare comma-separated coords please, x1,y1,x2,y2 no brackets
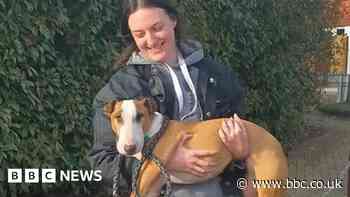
23,1,34,11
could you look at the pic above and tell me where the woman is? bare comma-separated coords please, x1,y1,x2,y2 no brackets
89,0,254,196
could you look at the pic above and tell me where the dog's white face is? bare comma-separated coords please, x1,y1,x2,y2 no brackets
104,98,155,156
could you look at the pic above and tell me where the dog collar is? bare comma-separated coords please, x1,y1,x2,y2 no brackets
144,112,164,143
144,133,151,141
143,116,169,149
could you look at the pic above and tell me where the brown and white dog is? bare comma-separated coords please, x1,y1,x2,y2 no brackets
104,98,288,197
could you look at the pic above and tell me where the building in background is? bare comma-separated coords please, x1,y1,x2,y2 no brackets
330,33,348,73
333,0,350,74
320,1,350,103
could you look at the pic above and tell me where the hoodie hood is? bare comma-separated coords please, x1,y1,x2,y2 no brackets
126,40,204,66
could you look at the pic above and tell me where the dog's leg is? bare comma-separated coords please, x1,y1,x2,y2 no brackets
242,175,258,197
130,177,164,197
145,176,166,197
137,159,164,196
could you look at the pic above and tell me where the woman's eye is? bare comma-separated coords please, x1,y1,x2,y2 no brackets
134,32,145,38
153,24,163,32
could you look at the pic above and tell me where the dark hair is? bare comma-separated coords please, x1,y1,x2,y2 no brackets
116,0,184,65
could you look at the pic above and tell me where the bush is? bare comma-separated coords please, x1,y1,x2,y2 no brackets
180,0,338,144
0,0,339,196
0,0,120,196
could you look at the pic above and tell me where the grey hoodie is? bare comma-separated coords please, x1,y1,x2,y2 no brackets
126,40,205,121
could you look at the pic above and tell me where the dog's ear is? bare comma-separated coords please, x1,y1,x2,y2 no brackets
144,97,158,114
104,100,117,118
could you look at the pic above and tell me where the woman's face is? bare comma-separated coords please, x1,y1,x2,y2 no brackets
128,7,177,64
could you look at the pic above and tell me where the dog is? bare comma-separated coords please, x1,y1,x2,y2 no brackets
104,97,288,197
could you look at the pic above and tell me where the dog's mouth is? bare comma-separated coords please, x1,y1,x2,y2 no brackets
124,144,138,155
116,140,142,156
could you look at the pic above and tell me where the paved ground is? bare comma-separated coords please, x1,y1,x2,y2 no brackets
287,110,350,197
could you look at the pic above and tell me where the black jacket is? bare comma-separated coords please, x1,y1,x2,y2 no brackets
88,56,244,190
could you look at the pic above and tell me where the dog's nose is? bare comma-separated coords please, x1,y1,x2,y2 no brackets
124,144,137,154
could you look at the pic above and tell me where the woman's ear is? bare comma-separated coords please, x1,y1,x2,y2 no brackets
172,19,177,29
167,13,177,29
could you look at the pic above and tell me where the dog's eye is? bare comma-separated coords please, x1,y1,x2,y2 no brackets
115,115,122,122
135,113,143,122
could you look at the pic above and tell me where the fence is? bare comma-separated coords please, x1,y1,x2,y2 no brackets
318,74,350,103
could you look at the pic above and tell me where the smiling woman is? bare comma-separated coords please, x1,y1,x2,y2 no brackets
128,7,178,64
118,0,183,66
88,0,252,197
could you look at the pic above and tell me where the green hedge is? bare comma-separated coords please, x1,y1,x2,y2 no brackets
0,0,120,196
0,0,338,196
180,0,337,143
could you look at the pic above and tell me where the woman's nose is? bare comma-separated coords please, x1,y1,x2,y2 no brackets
145,32,157,48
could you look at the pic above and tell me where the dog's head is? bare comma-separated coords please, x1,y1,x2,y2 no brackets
104,97,158,156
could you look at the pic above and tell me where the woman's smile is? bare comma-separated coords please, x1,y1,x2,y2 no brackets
128,7,178,64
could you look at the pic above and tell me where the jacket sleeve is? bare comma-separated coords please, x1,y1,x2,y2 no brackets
87,67,148,187
208,59,245,118
216,64,247,193
226,66,245,116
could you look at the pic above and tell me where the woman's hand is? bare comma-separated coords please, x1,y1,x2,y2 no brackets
166,133,217,177
218,114,250,160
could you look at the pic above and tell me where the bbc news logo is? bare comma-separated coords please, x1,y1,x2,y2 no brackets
8,169,102,183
